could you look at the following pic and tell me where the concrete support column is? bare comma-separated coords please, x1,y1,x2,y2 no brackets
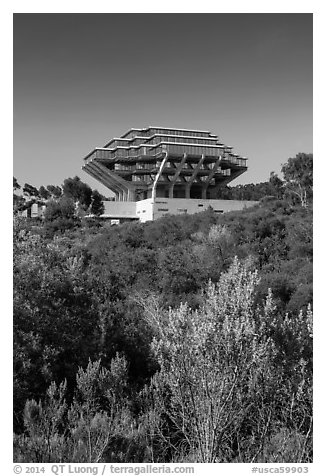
89,161,133,202
185,154,205,199
201,157,222,200
85,162,123,201
168,153,188,198
127,188,136,201
152,152,169,201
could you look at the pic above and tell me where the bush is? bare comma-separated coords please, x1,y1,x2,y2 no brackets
140,258,312,462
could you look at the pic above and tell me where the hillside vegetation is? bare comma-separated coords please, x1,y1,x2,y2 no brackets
13,154,313,463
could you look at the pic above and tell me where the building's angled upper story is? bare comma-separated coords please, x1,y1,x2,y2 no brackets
82,126,248,201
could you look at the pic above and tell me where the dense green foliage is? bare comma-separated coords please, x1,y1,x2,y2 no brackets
281,153,313,208
13,154,312,462
216,153,312,206
90,190,105,217
13,176,105,220
13,200,312,462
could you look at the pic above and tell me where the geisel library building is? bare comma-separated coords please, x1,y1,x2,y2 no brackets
82,126,257,222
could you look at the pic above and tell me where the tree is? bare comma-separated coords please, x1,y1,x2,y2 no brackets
62,176,92,210
23,183,39,199
46,185,62,200
14,177,21,191
269,172,284,199
90,190,105,217
281,154,313,208
13,195,26,214
44,198,73,221
38,186,51,200
13,177,26,213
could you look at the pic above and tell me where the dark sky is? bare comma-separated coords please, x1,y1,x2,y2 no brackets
13,13,313,196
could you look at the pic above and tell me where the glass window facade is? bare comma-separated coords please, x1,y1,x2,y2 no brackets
136,162,153,170
132,175,151,183
115,164,133,171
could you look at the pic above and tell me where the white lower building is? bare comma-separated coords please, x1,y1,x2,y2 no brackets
101,198,258,223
